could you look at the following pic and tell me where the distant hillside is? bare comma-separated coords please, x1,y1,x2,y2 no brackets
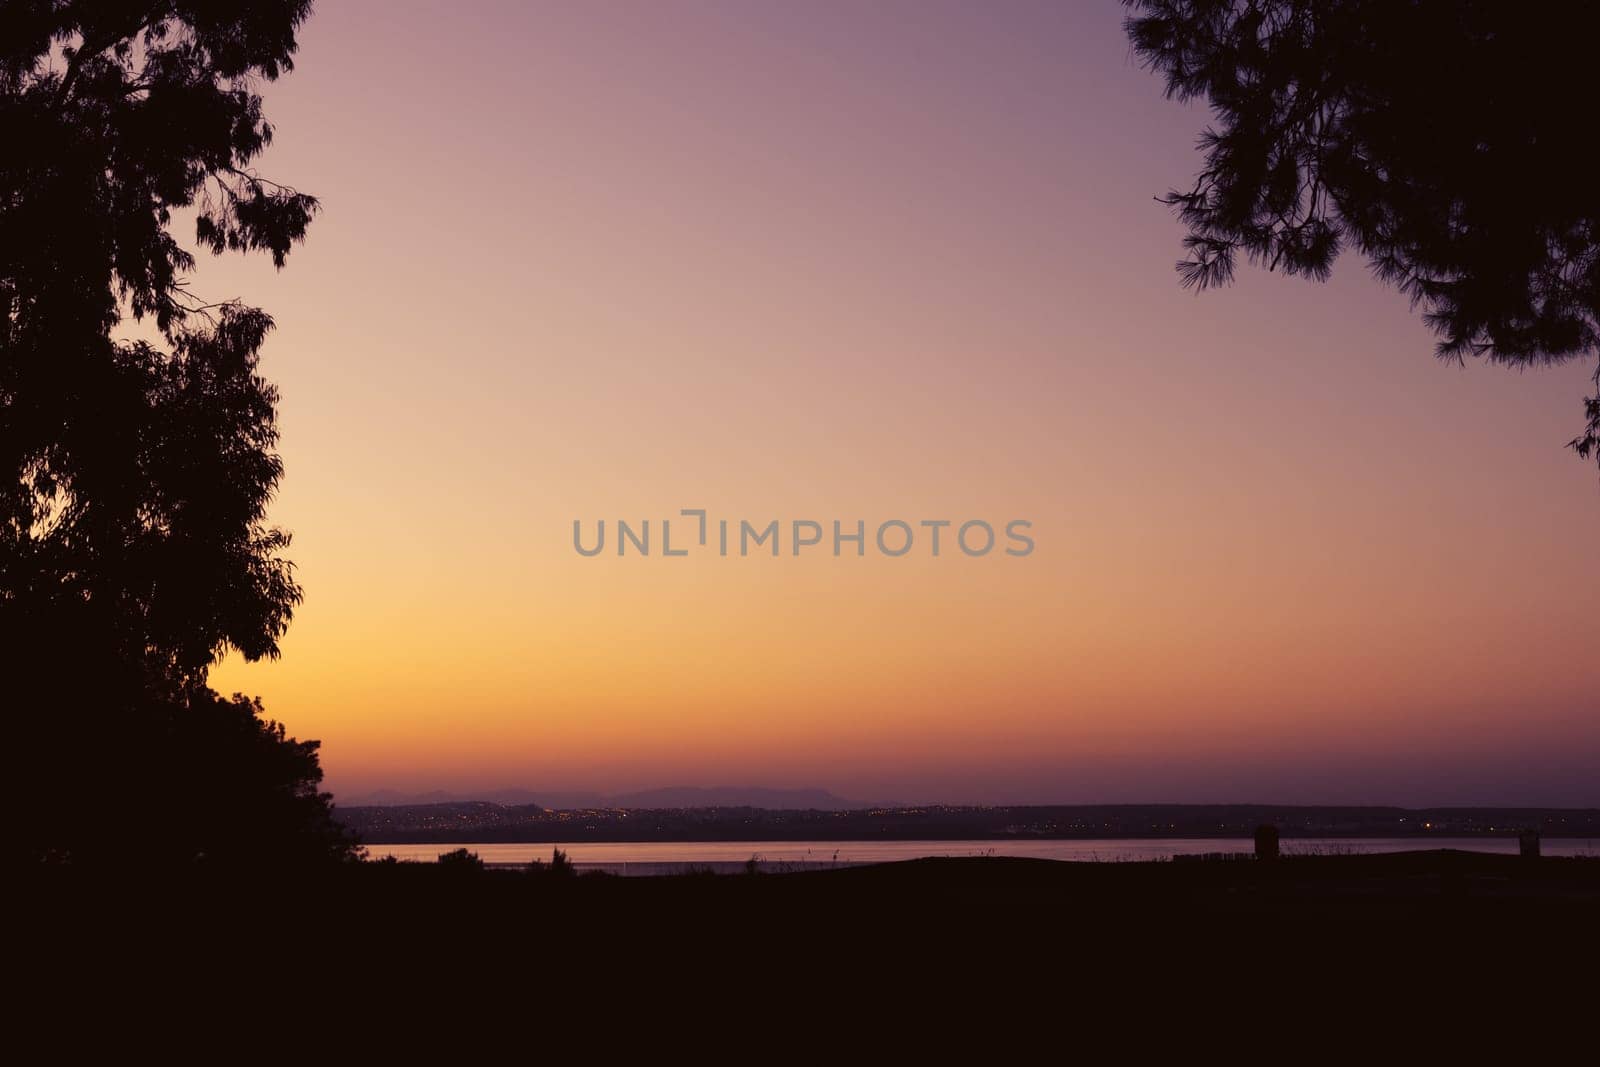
334,802,1600,845
608,787,854,810
339,785,855,811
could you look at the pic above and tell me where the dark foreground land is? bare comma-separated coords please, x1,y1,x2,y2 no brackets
23,850,1597,982
18,849,1598,1046
15,858,1585,1056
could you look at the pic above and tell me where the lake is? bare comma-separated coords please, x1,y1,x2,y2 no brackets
366,836,1600,874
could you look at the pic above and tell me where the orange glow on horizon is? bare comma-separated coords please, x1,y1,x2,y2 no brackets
205,2,1598,806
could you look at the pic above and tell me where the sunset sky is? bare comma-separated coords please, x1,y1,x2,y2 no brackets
204,1,1598,806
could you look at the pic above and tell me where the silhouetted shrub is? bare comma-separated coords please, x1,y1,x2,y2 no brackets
437,848,485,872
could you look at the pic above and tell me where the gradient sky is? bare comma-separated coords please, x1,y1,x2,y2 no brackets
203,1,1598,806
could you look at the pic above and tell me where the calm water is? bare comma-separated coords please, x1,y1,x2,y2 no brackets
367,836,1600,874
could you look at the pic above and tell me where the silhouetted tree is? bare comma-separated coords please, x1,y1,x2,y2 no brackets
1,1,354,863
1124,1,1600,467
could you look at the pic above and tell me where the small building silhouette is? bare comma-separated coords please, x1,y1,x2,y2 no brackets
1519,828,1541,859
1254,824,1280,860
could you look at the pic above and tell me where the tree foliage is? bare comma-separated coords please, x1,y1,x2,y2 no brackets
1124,0,1600,466
1,0,354,863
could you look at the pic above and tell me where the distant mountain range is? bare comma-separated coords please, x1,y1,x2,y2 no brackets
338,786,858,811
